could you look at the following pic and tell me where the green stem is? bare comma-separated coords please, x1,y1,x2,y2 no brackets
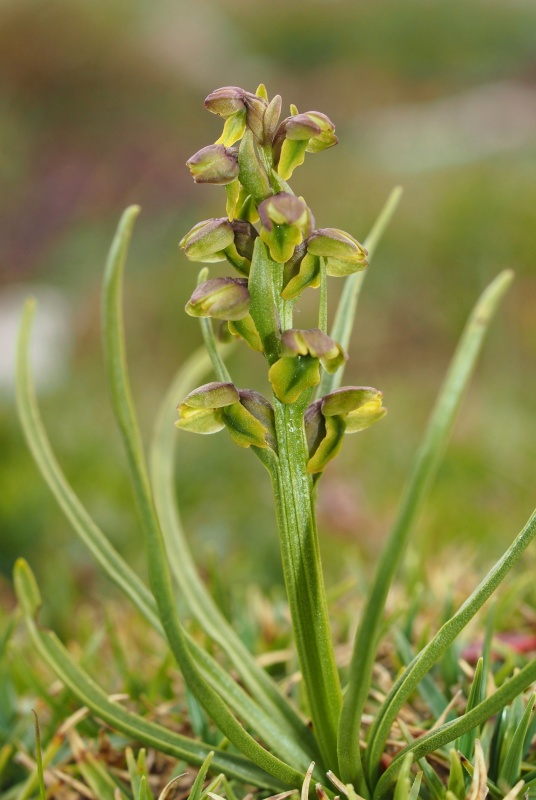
271,398,342,770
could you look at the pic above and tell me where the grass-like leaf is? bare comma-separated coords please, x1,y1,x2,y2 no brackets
372,662,536,800
101,206,306,788
498,693,535,788
13,559,285,793
32,712,46,800
457,658,485,760
16,298,161,633
366,508,536,784
337,269,515,790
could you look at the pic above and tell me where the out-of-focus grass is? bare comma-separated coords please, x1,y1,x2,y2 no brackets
1,0,535,628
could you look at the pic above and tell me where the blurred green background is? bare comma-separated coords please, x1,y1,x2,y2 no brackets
1,0,535,627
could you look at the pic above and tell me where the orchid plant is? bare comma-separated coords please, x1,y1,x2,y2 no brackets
14,85,536,800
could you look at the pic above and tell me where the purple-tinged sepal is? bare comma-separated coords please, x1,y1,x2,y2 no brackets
185,277,250,321
180,218,235,263
274,111,338,179
186,144,239,185
306,228,368,277
176,382,239,435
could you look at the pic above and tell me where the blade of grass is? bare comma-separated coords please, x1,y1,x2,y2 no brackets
13,560,285,793
457,658,485,760
499,693,535,787
101,206,305,788
150,347,319,763
318,186,403,398
366,508,536,784
68,727,130,800
394,630,448,718
372,662,536,800
32,712,46,800
337,270,514,790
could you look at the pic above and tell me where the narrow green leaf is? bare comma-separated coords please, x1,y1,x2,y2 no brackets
499,694,535,787
394,630,448,719
367,508,536,786
372,660,536,800
338,270,515,790
318,186,402,398
15,301,161,632
407,771,422,800
397,719,445,800
188,751,214,800
101,207,306,789
32,712,46,800
393,753,413,800
126,748,150,800
457,658,485,759
14,571,284,792
447,750,465,800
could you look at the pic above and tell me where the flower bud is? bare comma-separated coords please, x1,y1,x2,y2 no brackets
274,111,337,179
205,86,268,144
322,386,386,433
300,111,338,153
238,129,272,204
258,193,309,263
185,277,250,321
180,382,239,409
180,218,235,263
303,386,385,473
176,382,239,435
205,86,247,118
263,94,282,144
306,228,368,277
186,144,239,185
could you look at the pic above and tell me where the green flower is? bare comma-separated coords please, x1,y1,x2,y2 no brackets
268,329,346,404
305,387,386,473
180,218,235,263
274,110,338,179
258,193,310,263
185,278,250,321
186,144,239,185
306,228,368,277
